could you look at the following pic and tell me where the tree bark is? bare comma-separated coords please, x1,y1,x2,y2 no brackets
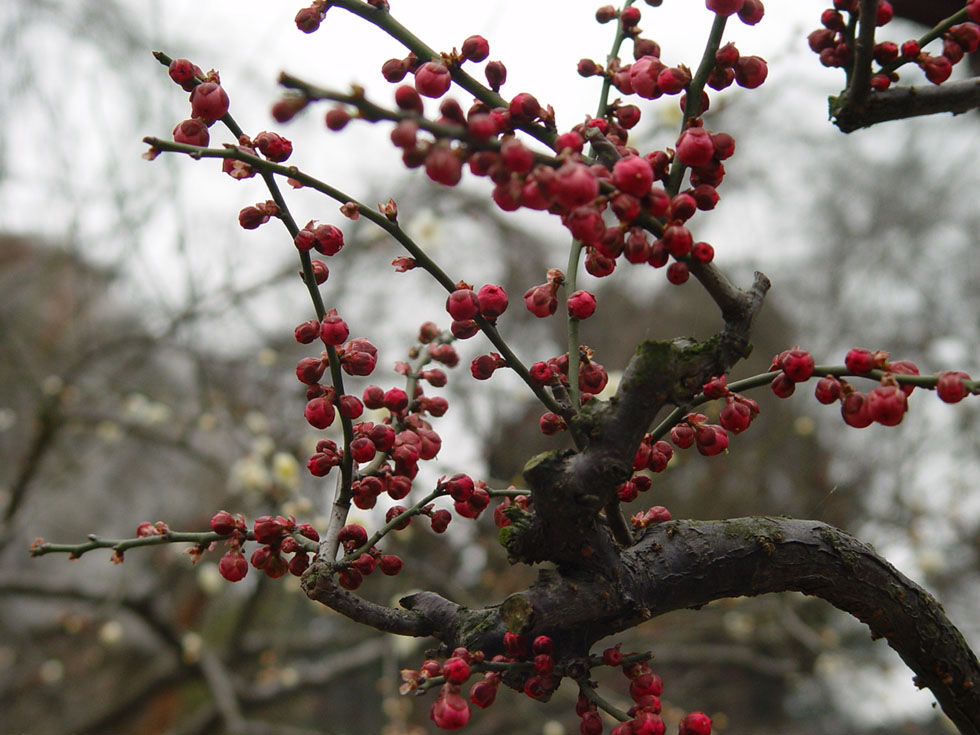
374,518,980,734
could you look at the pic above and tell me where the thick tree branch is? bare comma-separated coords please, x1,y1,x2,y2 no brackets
323,518,980,734
622,519,980,735
501,270,769,572
832,78,980,132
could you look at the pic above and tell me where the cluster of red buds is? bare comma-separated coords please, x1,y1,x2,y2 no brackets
669,414,730,457
808,1,980,89
208,511,319,582
619,432,675,528
296,317,460,486
334,523,403,589
403,636,713,733
288,3,772,293
167,58,299,185
400,635,568,730
591,646,711,735
761,346,977,428
439,473,491,519
813,348,919,428
400,646,492,730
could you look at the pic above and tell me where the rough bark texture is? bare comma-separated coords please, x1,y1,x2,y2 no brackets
832,79,980,133
397,519,979,734
497,272,771,573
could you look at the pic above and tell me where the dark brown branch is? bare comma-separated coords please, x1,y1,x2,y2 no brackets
502,271,770,571
311,518,980,734
833,78,980,132
301,563,438,637
620,519,980,735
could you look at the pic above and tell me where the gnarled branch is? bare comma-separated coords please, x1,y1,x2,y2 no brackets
309,518,980,734
833,78,980,132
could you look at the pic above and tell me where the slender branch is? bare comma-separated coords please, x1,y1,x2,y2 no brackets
326,0,557,149
487,487,530,498
845,0,879,107
565,240,584,412
841,9,859,87
577,679,631,722
683,12,728,124
244,637,386,701
344,486,446,562
278,73,563,169
29,529,317,559
0,391,62,551
648,362,979,441
603,499,633,547
666,12,728,196
30,530,227,558
595,0,638,119
198,650,247,732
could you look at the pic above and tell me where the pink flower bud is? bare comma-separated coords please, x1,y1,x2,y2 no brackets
173,119,210,146
734,55,769,88
415,61,451,98
218,551,248,581
567,290,596,320
612,156,654,198
210,511,238,535
168,59,203,91
446,288,480,320
304,396,336,429
676,127,715,168
190,82,230,125
461,35,490,62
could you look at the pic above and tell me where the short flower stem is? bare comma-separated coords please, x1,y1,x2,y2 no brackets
486,487,529,498
565,239,585,413
604,499,633,548
344,487,446,563
595,0,638,119
666,12,728,197
577,679,631,722
417,659,533,694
